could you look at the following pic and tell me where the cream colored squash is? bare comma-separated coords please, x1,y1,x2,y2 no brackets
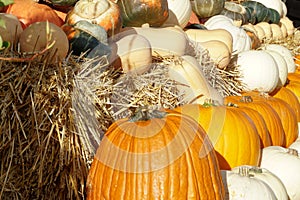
184,28,233,52
118,25,188,56
280,23,288,38
270,24,283,40
199,40,231,69
221,167,277,200
163,0,192,28
236,50,279,93
253,24,266,42
109,34,152,74
264,49,288,89
222,165,289,200
281,1,287,17
260,146,300,200
255,22,272,40
262,44,296,73
0,13,23,47
280,16,295,36
168,55,223,105
242,23,258,36
204,14,235,28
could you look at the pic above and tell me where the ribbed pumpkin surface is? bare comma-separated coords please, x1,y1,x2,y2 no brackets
174,104,261,170
285,80,300,102
86,109,225,199
272,86,300,122
243,92,298,147
232,105,272,148
224,95,285,146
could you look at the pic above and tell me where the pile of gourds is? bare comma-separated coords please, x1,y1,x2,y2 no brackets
1,0,300,199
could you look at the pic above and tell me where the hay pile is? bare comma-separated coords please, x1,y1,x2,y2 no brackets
0,38,245,199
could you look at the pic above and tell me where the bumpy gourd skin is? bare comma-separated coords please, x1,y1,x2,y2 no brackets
190,0,225,18
86,109,225,200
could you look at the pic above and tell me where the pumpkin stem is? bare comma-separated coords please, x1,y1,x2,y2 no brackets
202,99,220,107
238,166,262,177
287,148,299,157
240,96,253,103
129,106,167,122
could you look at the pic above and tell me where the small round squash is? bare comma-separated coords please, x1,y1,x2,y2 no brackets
0,13,23,47
19,21,69,63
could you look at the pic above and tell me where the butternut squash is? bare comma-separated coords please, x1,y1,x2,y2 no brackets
184,28,233,52
199,40,231,69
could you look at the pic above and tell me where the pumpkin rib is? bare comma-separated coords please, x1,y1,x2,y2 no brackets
224,95,285,146
87,109,225,199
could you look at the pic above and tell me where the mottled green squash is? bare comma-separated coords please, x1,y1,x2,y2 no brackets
267,8,280,24
241,1,269,23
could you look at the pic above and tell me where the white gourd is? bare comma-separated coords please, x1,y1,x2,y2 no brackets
229,165,289,200
221,167,277,200
264,49,288,88
262,44,296,73
236,50,279,93
260,146,300,200
163,0,192,28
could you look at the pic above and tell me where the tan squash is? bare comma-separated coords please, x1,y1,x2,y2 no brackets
199,40,231,69
184,28,233,52
119,25,188,56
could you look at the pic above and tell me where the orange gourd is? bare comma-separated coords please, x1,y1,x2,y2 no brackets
5,0,64,29
174,103,261,170
287,72,300,82
242,92,298,147
86,108,225,199
224,95,285,146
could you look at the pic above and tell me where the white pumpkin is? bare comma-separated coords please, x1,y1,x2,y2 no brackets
221,166,277,200
289,137,300,153
226,165,289,200
236,50,279,93
260,146,300,200
204,14,235,28
280,23,288,38
163,0,192,28
262,44,296,73
263,49,288,88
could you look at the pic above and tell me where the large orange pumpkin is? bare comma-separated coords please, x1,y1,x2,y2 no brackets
242,92,298,147
224,95,285,146
86,108,225,199
174,103,261,170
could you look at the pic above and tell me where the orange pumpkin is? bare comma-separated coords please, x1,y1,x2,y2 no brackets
86,108,225,199
5,0,64,29
227,103,272,148
285,79,300,105
271,86,300,122
242,92,298,147
295,54,300,71
224,95,285,146
287,72,300,82
174,103,261,170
